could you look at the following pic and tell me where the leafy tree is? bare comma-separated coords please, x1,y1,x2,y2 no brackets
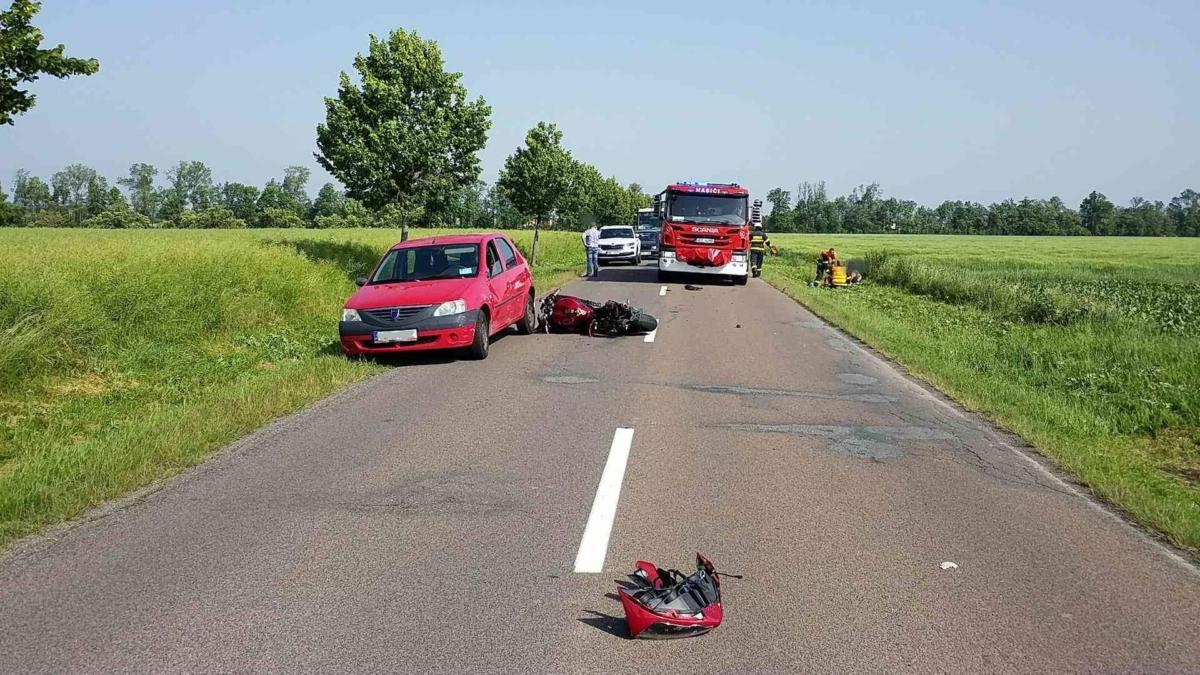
220,182,259,223
765,187,792,231
117,163,159,220
0,0,99,125
166,160,214,211
1167,189,1200,237
316,28,492,240
0,180,19,226
1080,191,1116,236
281,165,311,216
311,182,344,220
50,162,97,225
496,121,572,263
11,168,50,211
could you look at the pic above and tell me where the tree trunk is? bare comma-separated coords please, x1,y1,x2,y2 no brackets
531,218,541,266
401,218,409,242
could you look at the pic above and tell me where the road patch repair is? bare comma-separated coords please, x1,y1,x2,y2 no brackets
681,383,896,404
720,423,956,460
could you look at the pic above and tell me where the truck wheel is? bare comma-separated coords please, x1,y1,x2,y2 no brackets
467,312,490,359
658,269,672,283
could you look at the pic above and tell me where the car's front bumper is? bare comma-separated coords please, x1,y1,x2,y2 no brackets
599,249,639,261
339,310,479,356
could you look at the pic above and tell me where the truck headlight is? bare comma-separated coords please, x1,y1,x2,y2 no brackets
432,299,467,316
341,308,361,322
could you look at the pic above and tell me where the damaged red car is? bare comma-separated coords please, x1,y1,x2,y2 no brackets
339,233,537,359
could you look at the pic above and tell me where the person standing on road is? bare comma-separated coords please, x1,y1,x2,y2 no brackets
749,224,774,277
582,224,601,277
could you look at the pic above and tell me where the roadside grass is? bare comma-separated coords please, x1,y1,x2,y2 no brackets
0,228,582,550
765,234,1200,552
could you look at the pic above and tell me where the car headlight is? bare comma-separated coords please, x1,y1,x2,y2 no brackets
432,299,467,316
342,308,361,321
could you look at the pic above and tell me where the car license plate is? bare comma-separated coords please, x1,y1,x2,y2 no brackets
695,237,715,244
373,329,417,343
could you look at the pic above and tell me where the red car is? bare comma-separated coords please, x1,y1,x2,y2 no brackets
339,233,537,359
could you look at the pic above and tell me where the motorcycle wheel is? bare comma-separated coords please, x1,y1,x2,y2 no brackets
631,313,658,334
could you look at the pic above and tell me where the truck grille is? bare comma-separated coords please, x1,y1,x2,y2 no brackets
680,233,733,246
361,305,429,323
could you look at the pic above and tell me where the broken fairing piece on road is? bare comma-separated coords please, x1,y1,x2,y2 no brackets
539,291,658,337
618,553,738,638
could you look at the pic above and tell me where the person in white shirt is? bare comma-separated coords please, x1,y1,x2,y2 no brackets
582,225,601,277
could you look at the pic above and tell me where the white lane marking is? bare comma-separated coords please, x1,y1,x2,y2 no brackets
659,285,667,296
644,328,657,343
573,428,635,574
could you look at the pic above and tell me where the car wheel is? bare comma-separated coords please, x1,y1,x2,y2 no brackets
515,294,537,334
468,311,490,359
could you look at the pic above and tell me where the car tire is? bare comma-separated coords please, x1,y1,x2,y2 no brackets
468,311,490,360
515,294,537,335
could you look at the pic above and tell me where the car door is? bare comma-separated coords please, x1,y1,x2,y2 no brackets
485,240,511,328
494,237,527,324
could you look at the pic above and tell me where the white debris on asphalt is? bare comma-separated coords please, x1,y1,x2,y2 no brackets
940,561,959,570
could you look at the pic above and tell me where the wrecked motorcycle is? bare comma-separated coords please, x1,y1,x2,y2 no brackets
618,553,737,638
539,292,658,337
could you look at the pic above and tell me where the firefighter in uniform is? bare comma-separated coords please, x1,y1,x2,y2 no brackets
749,224,773,277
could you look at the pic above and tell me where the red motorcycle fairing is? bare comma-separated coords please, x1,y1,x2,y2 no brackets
618,553,725,638
549,295,596,330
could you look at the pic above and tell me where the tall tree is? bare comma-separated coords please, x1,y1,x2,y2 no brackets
11,168,50,210
220,182,259,223
117,163,159,220
281,165,311,216
1079,191,1116,236
50,163,97,225
496,121,572,263
316,28,492,240
0,0,99,125
166,160,214,211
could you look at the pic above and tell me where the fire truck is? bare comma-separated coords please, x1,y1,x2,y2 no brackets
654,182,751,285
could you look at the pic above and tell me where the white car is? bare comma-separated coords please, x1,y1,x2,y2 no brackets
597,226,641,265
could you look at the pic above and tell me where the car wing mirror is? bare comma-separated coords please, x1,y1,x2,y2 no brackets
355,276,367,287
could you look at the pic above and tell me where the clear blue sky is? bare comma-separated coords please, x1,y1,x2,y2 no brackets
1,0,1197,207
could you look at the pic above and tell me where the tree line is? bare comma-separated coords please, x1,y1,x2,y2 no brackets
0,159,649,230
764,182,1200,237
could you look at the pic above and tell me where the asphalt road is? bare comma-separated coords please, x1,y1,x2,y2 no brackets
2,263,1198,673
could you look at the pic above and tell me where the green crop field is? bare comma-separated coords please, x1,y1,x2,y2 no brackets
0,228,583,550
765,234,1200,551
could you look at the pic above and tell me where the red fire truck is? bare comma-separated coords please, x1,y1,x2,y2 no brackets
655,182,751,285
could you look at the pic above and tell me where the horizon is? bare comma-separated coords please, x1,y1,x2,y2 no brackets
1,0,1197,209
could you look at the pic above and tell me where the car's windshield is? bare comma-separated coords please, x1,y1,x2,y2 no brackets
668,194,748,225
636,212,658,230
370,244,480,283
638,231,657,239
600,227,634,239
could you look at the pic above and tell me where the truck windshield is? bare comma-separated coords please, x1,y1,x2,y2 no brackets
600,227,634,239
370,244,480,283
668,194,747,225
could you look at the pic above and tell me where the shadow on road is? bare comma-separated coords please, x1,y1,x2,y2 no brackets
578,610,630,639
589,263,661,285
358,332,515,368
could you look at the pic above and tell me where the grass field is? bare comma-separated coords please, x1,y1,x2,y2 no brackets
0,228,583,550
765,234,1200,551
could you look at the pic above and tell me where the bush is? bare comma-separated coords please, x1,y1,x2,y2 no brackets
179,207,245,229
81,203,151,229
258,207,306,228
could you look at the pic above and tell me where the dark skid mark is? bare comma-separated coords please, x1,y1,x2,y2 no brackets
542,374,599,384
683,383,895,404
837,373,879,386
720,423,956,460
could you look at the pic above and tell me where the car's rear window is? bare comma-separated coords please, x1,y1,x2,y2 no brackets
371,244,480,283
